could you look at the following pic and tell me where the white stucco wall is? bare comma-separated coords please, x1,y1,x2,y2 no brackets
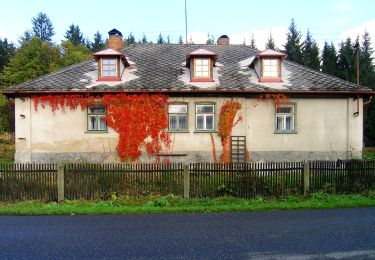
14,96,363,163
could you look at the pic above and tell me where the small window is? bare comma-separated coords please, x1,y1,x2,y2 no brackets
88,106,107,131
263,59,279,78
101,58,117,78
275,105,295,132
193,58,211,80
168,104,188,131
196,104,215,131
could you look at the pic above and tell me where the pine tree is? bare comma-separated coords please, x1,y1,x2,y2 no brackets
31,12,55,42
302,30,320,70
157,33,165,44
19,30,33,45
127,32,135,45
206,33,214,44
178,35,183,44
359,31,375,146
321,41,338,76
360,31,375,87
141,33,148,44
0,38,16,74
265,32,276,49
337,38,355,83
90,31,105,52
65,24,85,46
250,34,256,50
284,19,303,64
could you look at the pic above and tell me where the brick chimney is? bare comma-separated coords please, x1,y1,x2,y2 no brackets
217,35,229,45
108,28,123,50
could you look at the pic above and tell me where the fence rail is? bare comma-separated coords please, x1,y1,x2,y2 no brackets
0,160,374,201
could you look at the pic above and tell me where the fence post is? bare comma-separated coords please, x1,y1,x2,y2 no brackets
183,164,190,199
303,161,310,196
57,163,65,202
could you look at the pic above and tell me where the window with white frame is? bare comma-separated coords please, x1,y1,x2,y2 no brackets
101,58,117,77
194,58,210,78
87,106,107,131
263,59,279,78
196,104,215,131
275,104,295,132
168,104,188,131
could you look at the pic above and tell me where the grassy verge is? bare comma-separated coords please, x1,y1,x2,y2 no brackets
0,142,14,163
0,193,375,215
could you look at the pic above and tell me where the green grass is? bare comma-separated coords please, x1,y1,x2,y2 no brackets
0,143,14,163
364,149,375,160
0,193,375,215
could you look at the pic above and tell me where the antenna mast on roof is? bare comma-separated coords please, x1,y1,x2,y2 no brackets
185,0,188,44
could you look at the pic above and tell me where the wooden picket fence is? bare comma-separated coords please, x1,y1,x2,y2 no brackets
0,161,375,201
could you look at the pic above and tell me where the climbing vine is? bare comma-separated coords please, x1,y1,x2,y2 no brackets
257,93,289,110
218,100,242,163
32,93,171,161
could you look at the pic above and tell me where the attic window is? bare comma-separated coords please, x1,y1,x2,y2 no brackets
102,58,117,77
186,48,217,82
193,58,211,80
262,59,280,78
256,49,287,83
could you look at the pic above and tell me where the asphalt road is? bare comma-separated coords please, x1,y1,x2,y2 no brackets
1,208,375,259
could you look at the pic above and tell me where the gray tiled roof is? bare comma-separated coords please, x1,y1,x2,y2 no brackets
5,44,372,93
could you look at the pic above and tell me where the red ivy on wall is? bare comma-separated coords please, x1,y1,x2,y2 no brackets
218,100,242,163
32,94,171,161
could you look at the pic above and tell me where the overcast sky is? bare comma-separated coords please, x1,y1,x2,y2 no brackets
0,0,374,50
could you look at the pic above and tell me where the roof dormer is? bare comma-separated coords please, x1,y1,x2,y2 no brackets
92,29,130,82
256,49,287,83
186,49,218,82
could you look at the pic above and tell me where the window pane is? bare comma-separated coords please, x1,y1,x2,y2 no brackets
98,116,107,130
196,115,204,130
202,59,209,65
102,59,109,64
169,104,187,113
202,71,209,77
278,107,292,113
276,116,284,131
169,115,177,130
109,70,116,77
109,59,116,65
263,71,271,77
263,59,271,65
195,71,202,77
206,115,214,130
88,116,97,130
270,59,278,65
89,107,106,114
102,71,110,77
285,116,292,131
195,59,202,65
178,115,187,130
196,105,214,113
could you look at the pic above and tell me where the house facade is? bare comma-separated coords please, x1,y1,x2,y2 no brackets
3,29,373,163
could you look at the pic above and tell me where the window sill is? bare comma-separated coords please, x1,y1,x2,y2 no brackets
167,130,190,133
194,130,217,133
85,131,109,134
259,78,283,83
97,77,121,82
191,78,214,82
274,130,297,134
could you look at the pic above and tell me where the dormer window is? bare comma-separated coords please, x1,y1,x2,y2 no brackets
193,58,210,79
262,59,279,78
101,58,117,78
92,29,130,82
186,49,218,82
256,49,287,83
